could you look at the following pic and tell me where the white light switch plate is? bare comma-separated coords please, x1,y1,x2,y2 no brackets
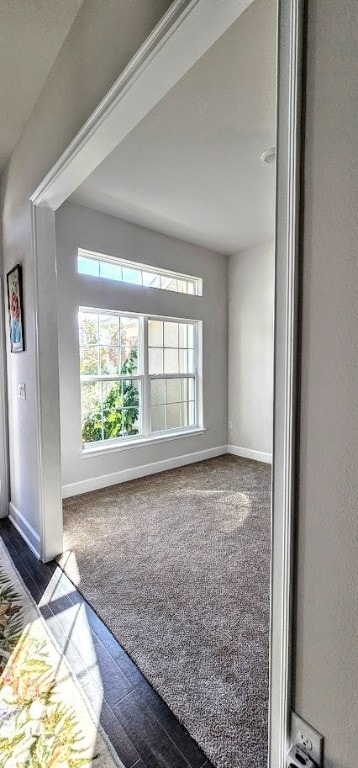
18,383,26,401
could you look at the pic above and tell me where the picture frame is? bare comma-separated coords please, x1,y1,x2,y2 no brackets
7,264,25,352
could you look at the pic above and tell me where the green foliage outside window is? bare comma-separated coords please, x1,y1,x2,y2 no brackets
82,347,140,443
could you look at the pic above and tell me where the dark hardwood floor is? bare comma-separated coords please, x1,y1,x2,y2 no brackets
0,518,212,768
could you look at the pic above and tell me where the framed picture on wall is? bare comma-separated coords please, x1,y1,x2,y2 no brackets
7,264,24,352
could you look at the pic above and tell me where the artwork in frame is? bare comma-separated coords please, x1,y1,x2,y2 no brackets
7,264,24,352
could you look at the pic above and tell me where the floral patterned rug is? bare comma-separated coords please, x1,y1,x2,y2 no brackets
0,540,122,768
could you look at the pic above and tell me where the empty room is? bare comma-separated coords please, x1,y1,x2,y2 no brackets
2,0,356,767
54,1,276,765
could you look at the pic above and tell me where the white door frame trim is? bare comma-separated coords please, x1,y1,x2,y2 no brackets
29,0,304,764
30,204,63,562
31,0,253,210
269,1,304,765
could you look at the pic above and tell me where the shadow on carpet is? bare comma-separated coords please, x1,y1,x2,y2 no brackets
59,455,271,768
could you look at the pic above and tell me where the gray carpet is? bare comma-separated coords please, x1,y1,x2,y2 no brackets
60,455,271,768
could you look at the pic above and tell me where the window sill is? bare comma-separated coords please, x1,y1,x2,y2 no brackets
81,427,206,458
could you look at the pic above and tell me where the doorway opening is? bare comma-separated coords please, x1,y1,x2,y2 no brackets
56,3,276,765
28,0,304,765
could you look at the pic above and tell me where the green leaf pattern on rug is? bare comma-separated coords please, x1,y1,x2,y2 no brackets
0,564,92,767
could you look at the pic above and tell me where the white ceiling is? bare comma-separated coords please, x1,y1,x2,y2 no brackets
71,0,277,255
0,0,82,172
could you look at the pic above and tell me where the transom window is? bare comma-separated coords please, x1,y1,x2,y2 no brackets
79,308,201,448
78,248,202,296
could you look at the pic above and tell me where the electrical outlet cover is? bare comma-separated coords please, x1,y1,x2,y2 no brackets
287,745,316,768
291,712,323,767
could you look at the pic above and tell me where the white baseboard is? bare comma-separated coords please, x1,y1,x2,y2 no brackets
9,502,41,559
62,445,227,498
227,444,272,464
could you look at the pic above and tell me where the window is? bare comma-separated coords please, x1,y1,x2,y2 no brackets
79,311,141,444
78,248,202,296
148,319,197,433
79,308,201,448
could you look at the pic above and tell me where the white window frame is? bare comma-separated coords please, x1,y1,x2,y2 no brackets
79,307,203,452
78,248,203,296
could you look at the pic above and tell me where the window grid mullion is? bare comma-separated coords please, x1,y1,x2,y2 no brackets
97,314,100,376
80,374,142,383
143,316,149,438
164,379,168,431
195,321,201,426
148,373,194,380
100,381,104,442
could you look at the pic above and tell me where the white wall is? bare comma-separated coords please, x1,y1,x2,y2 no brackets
294,2,358,765
228,242,274,461
56,202,228,494
0,276,9,517
0,0,172,546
